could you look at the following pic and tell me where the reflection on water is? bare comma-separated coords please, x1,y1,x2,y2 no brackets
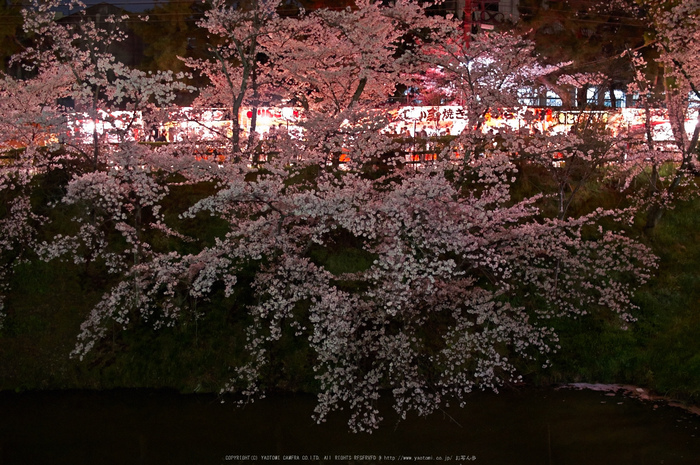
0,388,698,465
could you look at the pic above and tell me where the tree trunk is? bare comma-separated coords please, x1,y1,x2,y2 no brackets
608,85,617,109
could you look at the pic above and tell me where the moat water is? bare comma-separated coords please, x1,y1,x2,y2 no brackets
1,387,698,464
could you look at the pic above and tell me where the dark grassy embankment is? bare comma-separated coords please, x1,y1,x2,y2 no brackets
0,172,698,404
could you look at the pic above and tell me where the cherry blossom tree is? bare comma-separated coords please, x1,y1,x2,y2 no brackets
61,1,658,433
268,0,434,114
0,0,670,433
19,0,189,168
0,67,72,150
0,0,192,337
643,0,700,229
0,63,76,330
419,30,562,118
37,143,183,274
0,142,46,331
71,113,655,433
608,0,700,230
12,0,190,273
179,0,285,155
414,28,565,165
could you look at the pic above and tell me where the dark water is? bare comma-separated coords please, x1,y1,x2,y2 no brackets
0,387,698,465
